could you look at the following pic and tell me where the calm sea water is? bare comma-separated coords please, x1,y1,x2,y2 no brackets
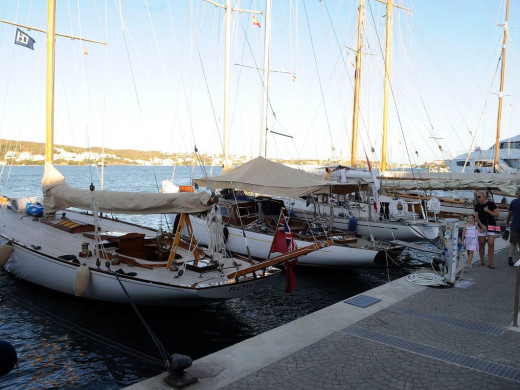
0,165,413,389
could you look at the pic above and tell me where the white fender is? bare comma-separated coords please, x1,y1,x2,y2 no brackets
73,265,91,296
0,244,13,267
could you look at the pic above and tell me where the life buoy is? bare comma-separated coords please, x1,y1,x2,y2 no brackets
389,200,407,217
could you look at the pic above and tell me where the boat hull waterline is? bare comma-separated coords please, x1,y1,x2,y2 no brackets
182,215,392,267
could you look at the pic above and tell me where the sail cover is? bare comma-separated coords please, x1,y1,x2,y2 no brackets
379,171,519,196
41,164,212,214
193,156,367,197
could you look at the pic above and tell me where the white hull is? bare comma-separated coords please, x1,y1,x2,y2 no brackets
286,198,439,241
0,205,279,306
182,215,388,267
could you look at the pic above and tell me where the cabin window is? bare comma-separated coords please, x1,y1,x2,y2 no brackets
219,206,230,217
475,161,493,167
456,161,470,167
238,207,252,216
500,141,520,149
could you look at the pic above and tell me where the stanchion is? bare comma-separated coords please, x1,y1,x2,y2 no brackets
513,262,520,327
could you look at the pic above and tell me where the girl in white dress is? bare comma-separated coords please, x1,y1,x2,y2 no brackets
463,214,479,268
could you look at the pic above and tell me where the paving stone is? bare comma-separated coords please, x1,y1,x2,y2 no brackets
220,248,520,390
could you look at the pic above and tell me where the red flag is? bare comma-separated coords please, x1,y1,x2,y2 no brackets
271,214,298,293
252,16,261,28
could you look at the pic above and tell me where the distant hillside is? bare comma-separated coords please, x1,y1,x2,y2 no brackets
0,139,174,161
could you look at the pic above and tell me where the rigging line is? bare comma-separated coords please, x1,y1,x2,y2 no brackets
0,289,164,367
184,0,223,157
321,1,356,141
322,0,377,160
237,10,277,127
269,139,325,244
366,0,415,175
115,0,144,135
166,3,193,155
302,0,334,152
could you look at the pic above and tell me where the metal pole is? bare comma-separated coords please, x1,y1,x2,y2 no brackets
513,265,520,326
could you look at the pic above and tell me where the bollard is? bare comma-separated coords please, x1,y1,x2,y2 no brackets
164,354,197,388
513,261,520,327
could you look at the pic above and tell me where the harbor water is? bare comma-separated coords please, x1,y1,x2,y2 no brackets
0,165,415,389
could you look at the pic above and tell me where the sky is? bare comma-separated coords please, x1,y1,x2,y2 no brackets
0,0,517,166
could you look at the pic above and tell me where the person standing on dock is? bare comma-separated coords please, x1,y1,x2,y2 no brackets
462,214,478,268
474,191,500,269
505,189,520,267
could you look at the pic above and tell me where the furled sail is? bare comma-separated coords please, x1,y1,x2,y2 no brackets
379,171,520,196
41,163,212,214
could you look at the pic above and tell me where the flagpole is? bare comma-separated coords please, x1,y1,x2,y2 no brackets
260,0,272,158
45,0,56,163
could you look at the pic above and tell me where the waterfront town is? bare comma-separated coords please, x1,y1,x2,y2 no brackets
1,140,448,170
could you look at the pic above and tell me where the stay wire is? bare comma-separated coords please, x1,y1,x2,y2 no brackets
302,0,335,153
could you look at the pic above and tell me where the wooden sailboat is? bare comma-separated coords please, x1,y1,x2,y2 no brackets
0,1,321,306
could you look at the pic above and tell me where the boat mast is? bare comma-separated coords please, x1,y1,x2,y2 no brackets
351,0,364,168
205,0,261,168
46,0,57,163
259,0,272,158
222,0,232,170
494,0,510,170
381,0,393,172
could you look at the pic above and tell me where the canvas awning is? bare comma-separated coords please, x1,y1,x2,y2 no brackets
41,163,212,214
193,156,368,197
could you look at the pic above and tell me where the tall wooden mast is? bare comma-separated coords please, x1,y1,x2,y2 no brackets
351,0,364,168
494,0,510,169
46,0,57,163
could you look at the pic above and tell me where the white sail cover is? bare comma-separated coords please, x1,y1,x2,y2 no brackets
379,171,519,196
193,156,367,197
41,163,212,214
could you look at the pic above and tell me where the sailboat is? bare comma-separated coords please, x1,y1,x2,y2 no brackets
0,1,322,306
187,157,404,267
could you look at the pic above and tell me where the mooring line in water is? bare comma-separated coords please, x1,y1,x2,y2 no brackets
110,269,172,371
0,289,164,367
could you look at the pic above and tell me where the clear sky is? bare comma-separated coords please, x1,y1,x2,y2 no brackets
0,0,517,166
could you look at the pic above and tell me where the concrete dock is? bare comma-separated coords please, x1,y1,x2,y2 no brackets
128,238,520,389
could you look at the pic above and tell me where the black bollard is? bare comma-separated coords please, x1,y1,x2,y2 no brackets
0,340,17,377
164,353,198,388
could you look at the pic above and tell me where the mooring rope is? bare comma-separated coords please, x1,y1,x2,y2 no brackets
0,288,163,367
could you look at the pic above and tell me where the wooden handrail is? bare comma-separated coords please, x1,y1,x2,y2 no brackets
227,239,333,279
